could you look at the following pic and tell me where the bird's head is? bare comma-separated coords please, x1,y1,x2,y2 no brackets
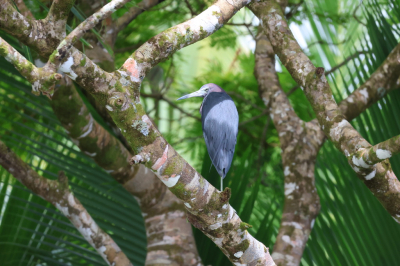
177,83,222,100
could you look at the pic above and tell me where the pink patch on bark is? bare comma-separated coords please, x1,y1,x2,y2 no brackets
122,58,139,79
152,145,169,171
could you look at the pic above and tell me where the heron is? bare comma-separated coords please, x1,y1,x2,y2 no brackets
177,83,239,191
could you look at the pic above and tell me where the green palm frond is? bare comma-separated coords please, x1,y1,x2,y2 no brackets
0,53,146,265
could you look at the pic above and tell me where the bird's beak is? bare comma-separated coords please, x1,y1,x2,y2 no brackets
177,89,206,100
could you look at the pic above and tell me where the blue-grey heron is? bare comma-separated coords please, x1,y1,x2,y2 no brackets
177,83,239,191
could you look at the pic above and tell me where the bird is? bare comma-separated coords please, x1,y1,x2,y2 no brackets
177,83,239,191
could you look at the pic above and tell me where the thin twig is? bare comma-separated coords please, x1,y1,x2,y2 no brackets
286,51,369,96
184,0,197,16
51,0,131,64
239,109,269,126
225,22,252,26
353,1,367,26
0,141,133,266
227,91,265,111
307,39,347,49
141,92,201,121
286,85,300,97
285,0,304,20
325,50,369,75
228,48,242,72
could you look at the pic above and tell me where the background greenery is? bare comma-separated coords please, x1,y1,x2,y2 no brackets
1,0,400,265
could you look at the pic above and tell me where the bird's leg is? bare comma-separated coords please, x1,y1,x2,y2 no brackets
221,176,223,191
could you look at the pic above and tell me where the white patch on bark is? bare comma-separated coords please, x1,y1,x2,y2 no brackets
184,202,192,209
234,251,244,258
238,232,267,264
161,174,180,187
59,56,78,80
376,149,392,160
78,116,94,139
282,221,303,229
352,155,370,169
97,245,107,254
32,81,41,93
282,235,291,243
284,182,296,195
228,206,235,219
80,212,91,224
351,165,361,173
222,204,228,209
284,166,291,176
359,88,369,102
68,193,76,207
105,105,114,111
84,151,97,157
311,219,315,228
214,237,223,247
365,168,376,180
329,119,350,142
202,178,209,195
182,5,221,36
210,222,222,230
55,203,69,216
132,119,149,136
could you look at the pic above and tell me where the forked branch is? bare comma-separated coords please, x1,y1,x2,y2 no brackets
250,0,400,223
0,140,132,266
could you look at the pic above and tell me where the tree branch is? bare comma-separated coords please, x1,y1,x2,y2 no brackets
13,0,34,19
0,1,34,47
2,0,277,263
339,43,400,121
250,0,400,223
50,0,131,65
349,135,400,171
120,0,253,81
0,140,133,266
286,50,370,97
285,0,304,20
46,0,76,24
325,50,369,76
254,27,323,266
141,92,201,121
239,109,269,126
96,1,276,263
0,37,62,95
114,0,164,33
50,77,202,265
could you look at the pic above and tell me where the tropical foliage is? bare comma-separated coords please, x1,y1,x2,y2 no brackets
1,0,400,265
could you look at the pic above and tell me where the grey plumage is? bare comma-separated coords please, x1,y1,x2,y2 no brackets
201,91,238,178
177,83,239,190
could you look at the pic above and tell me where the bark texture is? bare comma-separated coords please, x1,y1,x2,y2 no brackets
50,77,201,265
0,0,280,264
254,29,323,266
2,0,202,264
339,43,400,121
250,0,400,223
0,140,132,266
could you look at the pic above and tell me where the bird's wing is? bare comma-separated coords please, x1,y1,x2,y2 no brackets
202,93,238,178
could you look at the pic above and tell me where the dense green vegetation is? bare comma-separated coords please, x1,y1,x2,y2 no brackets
1,0,400,265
